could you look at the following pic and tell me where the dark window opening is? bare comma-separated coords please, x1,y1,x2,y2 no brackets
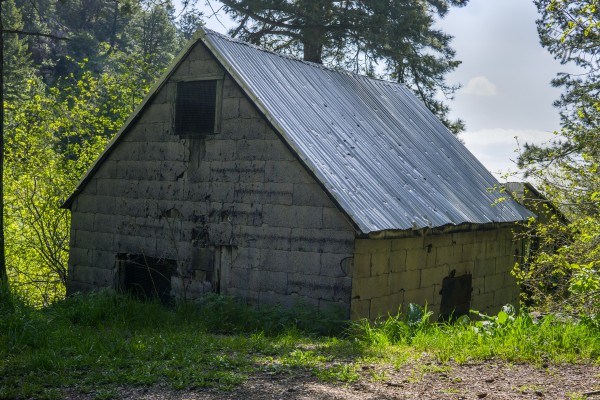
175,80,218,136
439,271,472,321
117,254,176,304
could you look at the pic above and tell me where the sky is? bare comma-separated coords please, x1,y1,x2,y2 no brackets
190,0,569,180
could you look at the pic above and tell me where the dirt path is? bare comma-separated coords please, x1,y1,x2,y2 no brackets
67,361,600,399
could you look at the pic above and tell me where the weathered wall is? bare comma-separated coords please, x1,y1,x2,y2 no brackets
67,41,356,313
351,227,523,319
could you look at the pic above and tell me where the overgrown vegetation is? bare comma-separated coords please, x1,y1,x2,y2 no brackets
1,292,598,399
514,0,600,317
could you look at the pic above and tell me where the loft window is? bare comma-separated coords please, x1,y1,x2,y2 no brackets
175,80,221,136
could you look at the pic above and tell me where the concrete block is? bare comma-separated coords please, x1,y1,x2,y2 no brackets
453,231,476,245
485,240,499,258
403,287,433,309
72,213,95,230
320,252,353,278
94,160,118,179
232,247,261,269
495,255,514,274
73,265,113,287
263,204,323,229
209,182,235,203
256,270,288,294
239,97,258,119
263,182,294,205
405,248,427,271
473,258,496,278
461,243,478,262
355,239,391,254
389,270,420,292
425,234,453,248
353,253,371,278
352,274,388,300
210,162,240,183
389,250,407,273
350,298,371,320
222,76,241,98
287,273,345,301
237,139,267,161
221,118,266,140
237,161,266,183
291,182,333,207
471,292,494,313
435,244,461,266
70,247,91,266
370,252,390,276
187,43,214,61
75,230,114,251
76,194,117,214
260,249,320,275
204,139,237,161
392,236,424,251
290,228,354,254
188,59,222,76
98,179,139,199
234,182,265,204
221,97,240,120
484,273,504,293
239,226,291,250
472,277,485,295
263,139,296,161
477,229,498,243
140,102,172,124
229,266,251,290
92,250,115,269
421,265,449,288
370,293,403,319
322,207,352,230
266,161,314,184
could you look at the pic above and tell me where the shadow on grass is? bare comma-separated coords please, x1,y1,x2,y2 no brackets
1,290,599,399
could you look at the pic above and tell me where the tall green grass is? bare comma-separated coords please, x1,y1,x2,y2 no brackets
1,290,599,399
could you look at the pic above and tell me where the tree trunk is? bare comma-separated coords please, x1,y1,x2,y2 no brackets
302,26,324,64
0,0,7,284
0,0,8,285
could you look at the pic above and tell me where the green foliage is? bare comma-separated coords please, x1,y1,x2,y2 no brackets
219,0,467,133
1,0,38,101
516,0,600,317
4,49,157,305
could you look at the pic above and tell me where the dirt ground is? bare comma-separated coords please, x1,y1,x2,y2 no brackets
68,361,600,399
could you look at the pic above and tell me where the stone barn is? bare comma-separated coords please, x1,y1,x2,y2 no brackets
63,28,533,319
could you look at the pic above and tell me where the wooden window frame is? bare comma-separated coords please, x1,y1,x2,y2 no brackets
173,74,223,137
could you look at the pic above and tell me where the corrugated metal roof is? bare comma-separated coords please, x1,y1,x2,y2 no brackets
202,29,533,234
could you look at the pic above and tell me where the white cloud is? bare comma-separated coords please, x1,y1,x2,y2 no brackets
460,128,558,179
462,76,498,96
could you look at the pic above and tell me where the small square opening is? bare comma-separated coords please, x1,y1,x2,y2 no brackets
117,254,176,304
175,80,218,136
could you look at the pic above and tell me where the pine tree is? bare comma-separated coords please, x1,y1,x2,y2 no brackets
219,0,468,133
1,0,36,101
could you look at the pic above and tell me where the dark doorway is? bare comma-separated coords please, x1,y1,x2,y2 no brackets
439,271,472,320
117,254,176,304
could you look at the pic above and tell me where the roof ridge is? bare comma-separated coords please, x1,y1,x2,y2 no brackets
203,28,402,87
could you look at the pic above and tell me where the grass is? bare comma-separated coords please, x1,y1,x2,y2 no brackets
1,289,599,399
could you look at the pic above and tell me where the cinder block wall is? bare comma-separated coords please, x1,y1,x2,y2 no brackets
67,41,356,313
351,227,522,319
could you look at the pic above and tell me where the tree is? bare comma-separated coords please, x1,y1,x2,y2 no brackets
219,0,468,133
515,0,600,316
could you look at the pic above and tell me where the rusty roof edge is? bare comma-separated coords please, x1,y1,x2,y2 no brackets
365,220,528,240
200,30,369,235
60,31,206,209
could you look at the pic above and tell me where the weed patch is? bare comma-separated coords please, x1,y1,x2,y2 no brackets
1,291,598,399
